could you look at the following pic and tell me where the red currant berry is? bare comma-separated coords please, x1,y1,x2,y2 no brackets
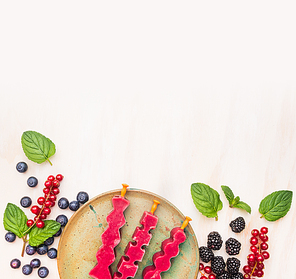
52,180,60,187
247,254,256,262
44,180,52,188
51,201,55,207
37,197,45,205
262,251,270,259
45,200,52,208
200,276,207,279
52,187,60,195
252,270,258,277
204,266,212,274
248,260,255,267
243,265,252,274
43,207,51,215
39,213,47,220
257,262,264,270
199,263,204,270
250,237,258,245
256,270,264,277
31,205,41,215
49,194,57,202
43,188,50,194
243,274,251,279
260,227,268,234
250,245,258,254
56,174,63,181
260,242,268,250
47,175,55,181
256,254,264,262
209,275,216,279
36,220,45,228
27,219,34,227
251,229,259,237
34,216,40,222
259,233,268,242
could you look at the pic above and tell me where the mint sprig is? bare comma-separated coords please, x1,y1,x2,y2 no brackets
3,203,61,256
221,185,251,214
259,190,293,221
191,183,223,221
21,131,56,165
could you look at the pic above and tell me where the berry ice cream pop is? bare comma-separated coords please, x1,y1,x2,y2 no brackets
113,200,160,279
89,184,130,279
142,216,192,279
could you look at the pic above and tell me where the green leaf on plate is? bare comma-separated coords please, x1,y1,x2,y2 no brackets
29,220,61,247
191,183,223,220
3,203,28,238
21,131,56,165
259,190,293,221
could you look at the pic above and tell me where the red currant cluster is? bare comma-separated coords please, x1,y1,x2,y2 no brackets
199,263,216,279
26,174,63,229
243,227,270,278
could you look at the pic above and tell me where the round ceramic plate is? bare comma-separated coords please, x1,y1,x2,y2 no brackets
57,189,199,279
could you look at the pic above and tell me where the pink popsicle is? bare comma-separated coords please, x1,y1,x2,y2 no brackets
142,216,192,279
113,200,160,279
89,184,130,279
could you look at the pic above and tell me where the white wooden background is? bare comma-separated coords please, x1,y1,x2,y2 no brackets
1,1,296,278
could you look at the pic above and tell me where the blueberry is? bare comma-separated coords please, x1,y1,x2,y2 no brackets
47,247,57,259
69,200,80,211
77,191,89,204
53,227,62,237
56,214,68,227
27,176,38,187
20,196,32,208
5,231,16,242
58,197,69,209
10,258,21,269
26,244,37,255
30,258,41,268
16,161,28,173
37,244,48,255
38,266,49,278
44,237,54,246
22,264,33,275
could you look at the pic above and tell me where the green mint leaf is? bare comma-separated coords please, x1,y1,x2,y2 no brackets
3,203,28,238
221,185,235,204
259,190,293,221
234,201,252,214
29,220,61,246
221,185,251,213
231,196,240,206
191,183,223,220
21,131,56,165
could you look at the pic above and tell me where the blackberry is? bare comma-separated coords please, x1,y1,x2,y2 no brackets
226,257,240,274
211,256,226,275
230,272,244,279
207,231,223,250
217,272,230,279
199,246,214,263
229,217,245,233
225,238,241,255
